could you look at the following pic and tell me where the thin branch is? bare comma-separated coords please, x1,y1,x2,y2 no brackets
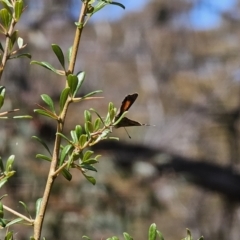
33,1,91,239
3,204,34,225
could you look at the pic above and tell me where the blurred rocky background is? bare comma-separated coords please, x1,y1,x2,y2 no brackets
1,0,240,239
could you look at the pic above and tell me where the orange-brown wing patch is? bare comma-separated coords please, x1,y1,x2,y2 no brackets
119,93,138,115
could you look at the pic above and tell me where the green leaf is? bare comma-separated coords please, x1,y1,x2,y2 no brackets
32,136,52,156
59,87,70,111
0,0,12,13
89,108,104,125
148,223,157,240
83,174,96,185
108,101,114,112
0,217,8,227
17,36,23,48
0,8,12,29
34,109,58,120
79,134,87,148
0,0,13,8
83,150,94,162
35,198,42,218
94,118,101,131
0,86,5,109
14,0,23,21
80,164,97,172
9,30,18,51
10,53,31,59
123,232,133,240
70,130,78,144
30,61,65,75
0,201,4,218
56,132,72,144
67,74,78,97
112,111,128,126
184,229,193,240
198,237,204,240
85,121,93,135
41,94,55,113
75,22,83,28
75,125,83,139
52,44,65,70
82,90,102,99
60,144,73,166
109,108,116,122
156,230,164,240
68,46,72,63
73,71,85,97
0,179,8,188
19,201,31,218
61,168,72,181
36,154,52,162
84,110,92,122
5,217,23,227
6,155,14,172
5,230,14,240
82,236,91,240
112,237,119,240
81,159,98,165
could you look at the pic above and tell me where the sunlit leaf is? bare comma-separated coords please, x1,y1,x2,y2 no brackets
67,74,78,96
5,217,23,227
70,130,78,144
156,230,164,240
84,110,91,122
79,134,87,148
30,61,65,75
14,0,23,21
34,109,57,120
41,94,55,113
6,155,14,172
75,125,83,139
60,144,73,166
0,8,12,29
73,71,85,97
82,90,102,99
123,232,133,240
52,44,65,70
148,223,157,240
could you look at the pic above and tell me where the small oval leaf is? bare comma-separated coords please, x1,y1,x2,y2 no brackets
59,87,70,111
41,94,55,113
52,44,65,69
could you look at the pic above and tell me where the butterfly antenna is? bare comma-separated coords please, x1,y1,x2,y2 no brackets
124,127,131,139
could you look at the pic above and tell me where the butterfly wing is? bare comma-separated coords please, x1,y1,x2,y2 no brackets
117,93,138,118
114,117,143,128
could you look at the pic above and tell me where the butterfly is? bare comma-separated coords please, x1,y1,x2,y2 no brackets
114,93,149,128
